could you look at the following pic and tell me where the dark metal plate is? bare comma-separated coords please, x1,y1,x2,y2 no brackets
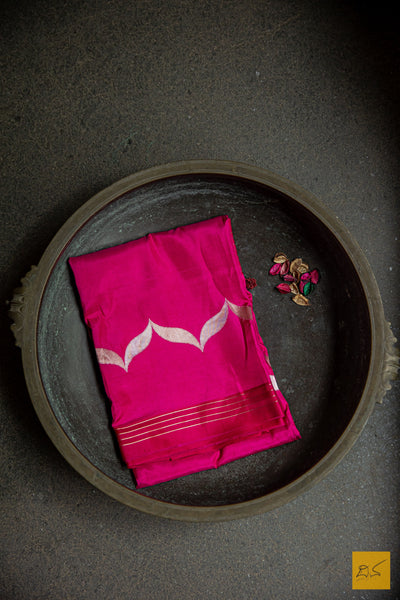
15,162,389,520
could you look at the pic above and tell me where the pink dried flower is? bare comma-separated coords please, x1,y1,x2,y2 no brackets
279,260,290,276
276,282,292,294
269,263,281,276
269,252,320,307
310,269,320,284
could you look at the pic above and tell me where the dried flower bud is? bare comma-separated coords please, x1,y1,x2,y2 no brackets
310,269,320,284
289,258,303,274
270,252,319,308
276,283,292,294
297,262,309,274
245,277,257,290
292,293,310,306
273,252,289,264
300,272,311,281
303,282,315,296
279,260,290,275
269,263,281,276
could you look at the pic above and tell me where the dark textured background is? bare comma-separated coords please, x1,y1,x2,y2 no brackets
1,1,399,598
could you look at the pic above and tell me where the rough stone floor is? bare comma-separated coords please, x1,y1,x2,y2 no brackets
1,1,399,598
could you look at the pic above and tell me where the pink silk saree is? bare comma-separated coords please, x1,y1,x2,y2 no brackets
69,215,300,487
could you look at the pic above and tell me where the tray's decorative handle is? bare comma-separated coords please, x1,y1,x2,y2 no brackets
377,320,399,403
8,265,38,348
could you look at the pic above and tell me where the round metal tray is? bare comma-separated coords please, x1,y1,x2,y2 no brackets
9,161,398,521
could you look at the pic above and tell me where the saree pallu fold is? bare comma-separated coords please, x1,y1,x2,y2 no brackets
69,215,300,487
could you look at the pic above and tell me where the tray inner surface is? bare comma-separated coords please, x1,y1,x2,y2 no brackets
37,174,371,506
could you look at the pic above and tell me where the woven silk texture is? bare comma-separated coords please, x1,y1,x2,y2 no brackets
69,215,300,487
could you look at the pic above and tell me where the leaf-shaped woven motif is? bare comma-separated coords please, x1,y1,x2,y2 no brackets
226,300,253,321
151,321,202,351
124,320,153,371
200,302,228,350
96,348,125,370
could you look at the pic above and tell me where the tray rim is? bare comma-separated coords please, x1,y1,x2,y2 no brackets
12,160,393,521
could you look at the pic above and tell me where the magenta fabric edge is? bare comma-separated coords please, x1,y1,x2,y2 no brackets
133,422,301,488
223,215,253,302
119,412,288,467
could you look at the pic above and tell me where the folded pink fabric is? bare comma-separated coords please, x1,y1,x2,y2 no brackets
69,216,300,487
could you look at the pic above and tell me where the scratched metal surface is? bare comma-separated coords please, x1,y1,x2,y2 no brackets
37,174,370,506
